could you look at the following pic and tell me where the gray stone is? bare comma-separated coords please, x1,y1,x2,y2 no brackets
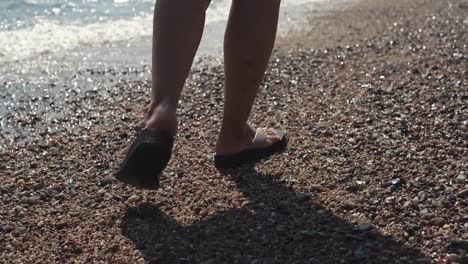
342,200,358,209
455,172,466,183
97,177,114,187
446,254,460,263
450,240,468,251
385,196,396,204
310,184,325,192
429,217,445,226
355,223,374,232
456,188,468,198
402,200,412,209
127,195,140,203
353,247,367,258
21,196,41,205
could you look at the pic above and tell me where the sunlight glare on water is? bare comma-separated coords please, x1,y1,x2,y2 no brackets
0,0,337,62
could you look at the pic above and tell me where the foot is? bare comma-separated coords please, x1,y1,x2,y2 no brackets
215,124,282,155
144,102,177,136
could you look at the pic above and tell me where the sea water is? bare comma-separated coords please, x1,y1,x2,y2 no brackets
0,0,342,64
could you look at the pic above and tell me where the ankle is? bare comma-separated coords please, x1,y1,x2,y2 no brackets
144,101,177,135
219,123,252,141
216,124,254,154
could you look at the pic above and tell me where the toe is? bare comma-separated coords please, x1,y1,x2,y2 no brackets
266,128,282,145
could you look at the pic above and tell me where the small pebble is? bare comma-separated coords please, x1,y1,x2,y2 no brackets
97,177,114,187
299,230,318,239
342,200,357,209
402,200,412,208
391,178,402,186
446,253,460,263
429,217,445,226
310,184,325,192
199,209,208,218
0,186,8,193
21,196,41,205
355,223,374,232
455,172,466,183
456,188,468,198
354,247,367,258
385,196,396,205
127,195,140,203
450,240,468,251
48,138,58,146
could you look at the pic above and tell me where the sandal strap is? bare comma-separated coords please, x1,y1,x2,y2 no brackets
251,128,286,149
251,128,268,149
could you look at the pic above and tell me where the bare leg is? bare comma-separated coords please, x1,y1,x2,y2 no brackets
216,0,282,155
145,0,210,135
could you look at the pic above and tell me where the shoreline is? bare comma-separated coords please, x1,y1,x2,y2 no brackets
1,0,467,263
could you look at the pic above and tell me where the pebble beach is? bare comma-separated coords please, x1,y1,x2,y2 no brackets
0,0,467,263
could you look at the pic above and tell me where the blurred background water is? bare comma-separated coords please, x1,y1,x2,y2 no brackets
0,0,344,63
0,0,154,30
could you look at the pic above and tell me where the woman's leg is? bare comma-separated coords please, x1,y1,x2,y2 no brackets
216,0,282,155
145,0,211,135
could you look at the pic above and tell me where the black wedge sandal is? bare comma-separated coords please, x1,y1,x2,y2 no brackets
115,128,174,190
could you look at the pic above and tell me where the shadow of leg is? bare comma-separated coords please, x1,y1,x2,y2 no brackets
121,204,196,262
121,166,429,263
